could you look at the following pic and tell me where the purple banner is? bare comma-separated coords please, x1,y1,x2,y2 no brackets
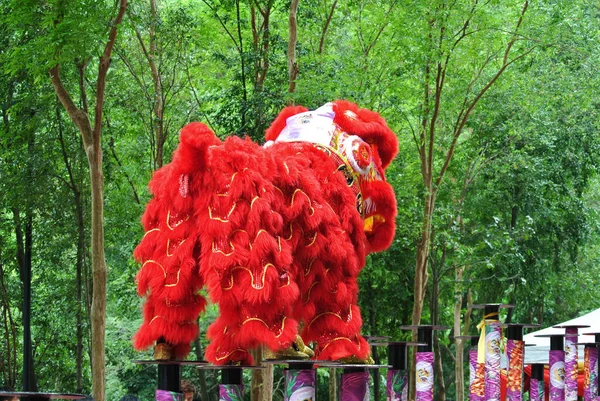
219,384,244,401
484,321,502,401
585,347,599,401
340,371,370,401
506,339,525,401
156,390,183,401
386,369,407,401
469,349,484,401
415,352,434,401
549,349,566,401
565,328,578,401
530,378,544,401
285,369,316,401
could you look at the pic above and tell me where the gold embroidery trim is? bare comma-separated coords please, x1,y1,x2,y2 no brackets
166,238,186,257
285,223,294,240
283,162,290,174
150,315,165,324
306,232,318,247
304,281,320,304
250,196,260,209
241,317,286,338
319,337,356,354
208,202,237,222
216,172,238,196
166,209,190,230
307,307,353,330
215,347,248,361
143,228,161,238
212,239,236,256
165,269,181,287
142,260,166,278
304,258,316,276
291,189,315,216
224,263,277,290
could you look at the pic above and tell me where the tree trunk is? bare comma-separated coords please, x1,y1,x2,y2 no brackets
409,192,435,399
149,0,165,169
0,258,18,388
319,0,337,54
431,267,446,401
454,267,465,401
251,346,273,401
287,0,299,93
329,368,337,401
49,3,128,400
88,149,106,401
57,98,86,393
193,337,211,401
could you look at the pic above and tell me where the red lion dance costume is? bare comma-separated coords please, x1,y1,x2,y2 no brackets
133,101,398,365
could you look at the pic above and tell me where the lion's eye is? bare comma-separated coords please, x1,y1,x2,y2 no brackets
343,135,372,175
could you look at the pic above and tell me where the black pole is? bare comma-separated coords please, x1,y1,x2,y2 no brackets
550,336,564,351
483,304,501,320
531,364,544,381
23,255,32,391
417,327,433,352
389,344,408,370
158,365,181,392
222,367,243,385
507,325,524,341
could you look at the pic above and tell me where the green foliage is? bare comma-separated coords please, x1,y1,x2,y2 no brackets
1,0,600,399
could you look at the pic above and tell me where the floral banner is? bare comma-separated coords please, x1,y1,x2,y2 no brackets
469,348,484,401
565,328,578,401
285,369,316,401
156,390,183,401
506,339,525,401
219,384,244,401
386,369,407,401
416,352,434,401
584,347,598,401
530,378,544,401
549,349,566,401
484,322,502,401
340,371,370,401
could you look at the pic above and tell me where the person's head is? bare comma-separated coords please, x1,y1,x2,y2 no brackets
181,380,195,401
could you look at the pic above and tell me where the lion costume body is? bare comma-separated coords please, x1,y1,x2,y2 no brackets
133,101,398,365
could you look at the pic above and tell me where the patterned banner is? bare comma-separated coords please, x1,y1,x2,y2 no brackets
415,352,434,401
549,349,566,401
469,348,484,401
530,378,544,401
506,339,525,401
156,390,183,401
219,384,244,401
386,369,407,401
285,369,316,401
340,371,370,401
585,347,599,401
565,328,578,401
484,322,502,401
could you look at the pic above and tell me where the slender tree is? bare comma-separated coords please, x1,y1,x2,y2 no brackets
49,1,128,400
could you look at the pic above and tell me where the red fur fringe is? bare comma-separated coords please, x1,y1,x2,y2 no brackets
133,103,398,364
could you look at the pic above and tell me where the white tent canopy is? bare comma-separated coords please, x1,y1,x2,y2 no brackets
523,308,600,364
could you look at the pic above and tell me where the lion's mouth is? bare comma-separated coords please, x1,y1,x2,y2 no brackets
363,213,385,234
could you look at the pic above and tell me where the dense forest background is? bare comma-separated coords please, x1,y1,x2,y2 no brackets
1,0,600,400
